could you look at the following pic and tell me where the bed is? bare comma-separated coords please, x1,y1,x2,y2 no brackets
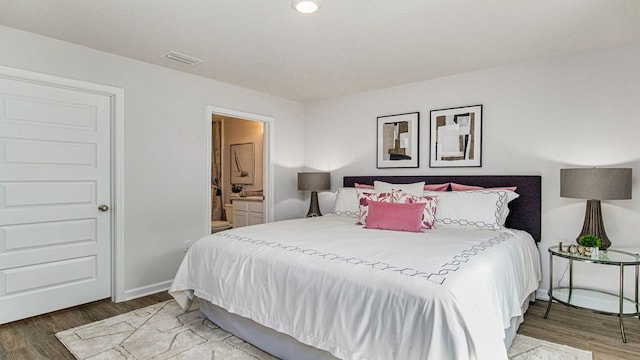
170,175,542,360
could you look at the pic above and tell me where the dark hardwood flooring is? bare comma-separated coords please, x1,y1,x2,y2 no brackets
1,293,639,359
0,292,172,360
518,300,640,360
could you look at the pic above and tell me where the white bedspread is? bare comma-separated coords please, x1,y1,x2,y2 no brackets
169,216,541,360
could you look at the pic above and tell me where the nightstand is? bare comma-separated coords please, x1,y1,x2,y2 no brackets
544,245,640,343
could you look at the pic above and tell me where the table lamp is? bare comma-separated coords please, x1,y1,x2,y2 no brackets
560,167,632,250
298,172,330,217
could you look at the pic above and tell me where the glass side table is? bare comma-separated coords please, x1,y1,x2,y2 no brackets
544,245,640,343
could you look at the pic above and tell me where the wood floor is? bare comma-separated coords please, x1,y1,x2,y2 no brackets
1,293,639,359
518,300,640,360
0,292,172,360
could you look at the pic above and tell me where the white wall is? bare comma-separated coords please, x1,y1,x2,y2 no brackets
0,25,306,297
304,41,640,297
2,22,639,302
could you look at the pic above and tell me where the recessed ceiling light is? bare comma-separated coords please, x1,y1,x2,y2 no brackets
292,0,322,14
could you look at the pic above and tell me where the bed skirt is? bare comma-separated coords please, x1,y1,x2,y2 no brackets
200,299,338,360
198,292,536,360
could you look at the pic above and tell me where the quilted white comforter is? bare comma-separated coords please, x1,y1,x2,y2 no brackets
170,216,540,360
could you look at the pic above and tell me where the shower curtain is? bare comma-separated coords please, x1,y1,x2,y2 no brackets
211,119,223,221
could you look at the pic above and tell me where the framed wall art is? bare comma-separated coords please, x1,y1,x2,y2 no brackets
230,142,255,184
376,112,419,168
429,105,482,168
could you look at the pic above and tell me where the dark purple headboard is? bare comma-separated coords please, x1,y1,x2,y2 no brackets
343,175,541,242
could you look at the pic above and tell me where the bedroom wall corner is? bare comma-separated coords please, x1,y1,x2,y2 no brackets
302,40,640,298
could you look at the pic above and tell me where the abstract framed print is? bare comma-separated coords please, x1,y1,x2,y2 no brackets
430,105,482,168
377,112,419,168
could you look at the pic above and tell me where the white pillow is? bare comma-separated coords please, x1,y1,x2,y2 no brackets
333,187,371,217
456,189,519,224
423,190,516,230
374,181,425,197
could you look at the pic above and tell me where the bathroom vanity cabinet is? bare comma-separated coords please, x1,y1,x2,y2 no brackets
232,198,264,228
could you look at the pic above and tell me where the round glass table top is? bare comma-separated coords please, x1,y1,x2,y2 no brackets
549,245,640,265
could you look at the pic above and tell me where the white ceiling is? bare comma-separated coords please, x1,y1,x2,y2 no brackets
1,0,639,102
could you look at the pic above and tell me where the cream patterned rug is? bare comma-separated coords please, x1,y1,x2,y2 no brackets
507,334,591,360
56,300,592,360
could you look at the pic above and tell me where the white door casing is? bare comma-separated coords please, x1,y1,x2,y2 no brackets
0,67,121,323
206,106,274,235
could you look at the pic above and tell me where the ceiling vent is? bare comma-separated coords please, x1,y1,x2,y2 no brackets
162,51,202,66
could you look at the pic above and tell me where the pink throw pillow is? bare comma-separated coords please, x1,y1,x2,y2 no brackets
357,182,448,191
450,182,517,192
355,183,375,189
364,201,425,232
356,191,393,225
393,191,438,229
424,183,449,191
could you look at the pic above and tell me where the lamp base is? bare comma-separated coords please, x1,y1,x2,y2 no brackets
576,199,611,250
306,191,322,217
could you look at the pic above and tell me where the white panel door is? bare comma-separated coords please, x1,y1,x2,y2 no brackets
0,75,112,324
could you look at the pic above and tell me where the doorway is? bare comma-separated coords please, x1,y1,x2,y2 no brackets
206,106,274,234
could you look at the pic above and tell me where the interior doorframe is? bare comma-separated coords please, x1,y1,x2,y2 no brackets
0,65,126,302
205,106,275,231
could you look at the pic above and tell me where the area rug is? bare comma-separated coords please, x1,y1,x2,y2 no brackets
56,300,592,360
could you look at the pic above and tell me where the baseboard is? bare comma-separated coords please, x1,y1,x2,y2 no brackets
122,280,172,302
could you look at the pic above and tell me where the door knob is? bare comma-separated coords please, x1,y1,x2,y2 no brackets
98,204,110,212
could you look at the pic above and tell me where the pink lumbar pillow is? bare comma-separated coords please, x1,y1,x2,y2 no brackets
364,201,426,232
392,191,438,229
450,182,517,192
424,183,449,191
